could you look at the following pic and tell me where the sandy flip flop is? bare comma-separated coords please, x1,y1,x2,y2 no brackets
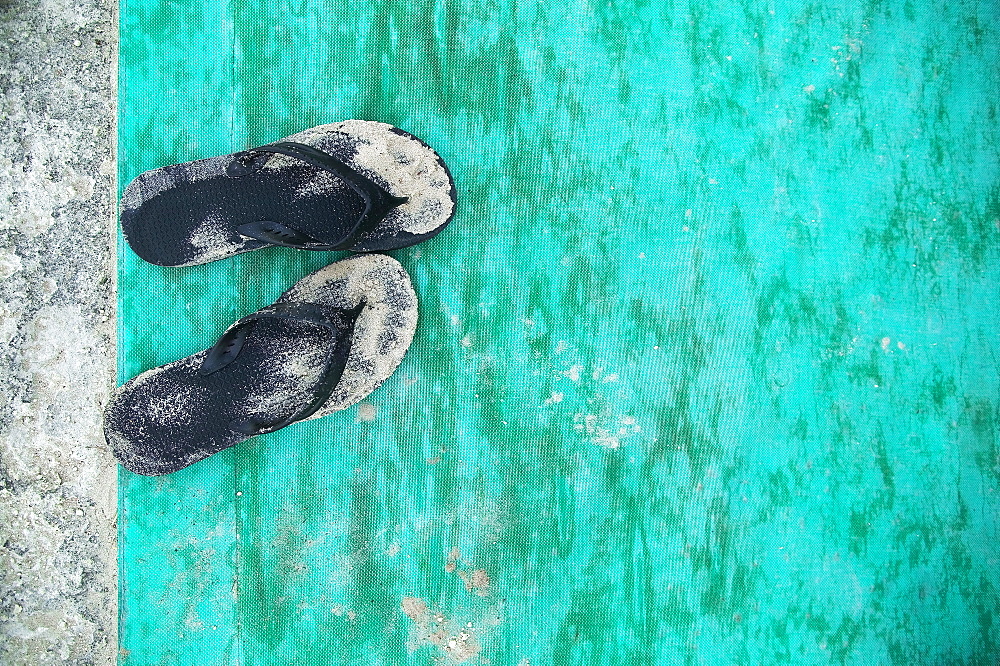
120,120,457,266
104,254,417,476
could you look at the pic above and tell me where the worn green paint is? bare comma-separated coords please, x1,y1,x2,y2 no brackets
118,0,1000,663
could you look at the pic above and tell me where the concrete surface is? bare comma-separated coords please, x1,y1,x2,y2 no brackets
0,0,117,663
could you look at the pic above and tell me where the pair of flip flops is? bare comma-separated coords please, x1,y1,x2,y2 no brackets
105,121,456,476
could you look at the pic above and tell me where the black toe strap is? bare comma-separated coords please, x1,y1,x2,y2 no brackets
234,220,335,250
199,301,365,436
229,140,408,251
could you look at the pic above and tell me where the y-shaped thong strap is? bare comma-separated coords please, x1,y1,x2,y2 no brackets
228,141,408,251
198,300,365,435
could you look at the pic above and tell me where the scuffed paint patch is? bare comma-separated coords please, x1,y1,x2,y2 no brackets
445,546,461,573
401,597,483,663
573,411,641,449
459,569,491,597
443,549,493,597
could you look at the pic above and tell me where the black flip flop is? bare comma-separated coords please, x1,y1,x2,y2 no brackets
104,254,418,475
120,120,457,266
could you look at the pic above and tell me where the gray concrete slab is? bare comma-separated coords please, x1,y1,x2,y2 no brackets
0,0,117,663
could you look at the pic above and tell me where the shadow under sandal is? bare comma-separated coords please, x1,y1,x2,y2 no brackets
104,254,418,476
120,120,457,266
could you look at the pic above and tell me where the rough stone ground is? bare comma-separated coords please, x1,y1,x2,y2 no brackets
0,0,117,663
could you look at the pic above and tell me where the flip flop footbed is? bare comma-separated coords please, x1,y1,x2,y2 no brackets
120,120,456,266
105,254,417,475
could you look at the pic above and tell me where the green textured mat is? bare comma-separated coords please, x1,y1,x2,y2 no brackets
117,0,1000,663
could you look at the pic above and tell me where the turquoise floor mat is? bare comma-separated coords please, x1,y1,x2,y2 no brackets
117,0,1000,663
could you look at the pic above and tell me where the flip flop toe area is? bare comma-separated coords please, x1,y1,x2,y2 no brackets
275,120,457,252
277,254,419,417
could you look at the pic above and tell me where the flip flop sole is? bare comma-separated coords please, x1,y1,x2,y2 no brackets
104,254,418,475
121,120,456,266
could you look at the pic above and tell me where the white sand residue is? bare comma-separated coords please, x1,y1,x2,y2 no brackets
283,254,418,418
356,402,377,422
444,546,461,573
281,120,455,236
143,381,203,428
121,155,231,211
240,336,328,418
401,596,428,622
186,212,247,265
293,170,350,199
